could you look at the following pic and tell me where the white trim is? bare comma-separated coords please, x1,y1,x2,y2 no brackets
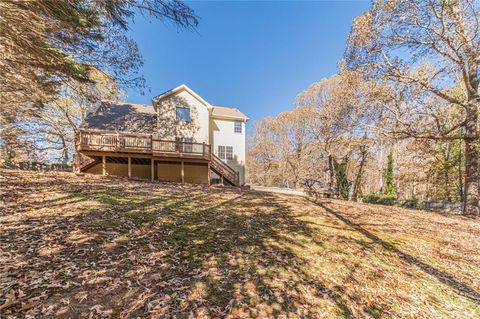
210,115,249,122
152,84,211,108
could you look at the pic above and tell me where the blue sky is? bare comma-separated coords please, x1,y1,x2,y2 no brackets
125,0,370,127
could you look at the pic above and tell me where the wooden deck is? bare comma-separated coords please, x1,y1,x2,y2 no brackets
76,130,211,160
75,130,240,186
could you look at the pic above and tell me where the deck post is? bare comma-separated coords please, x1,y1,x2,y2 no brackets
77,131,82,151
220,174,224,185
181,161,185,183
128,157,131,178
102,155,106,176
151,158,154,181
207,162,211,185
74,153,80,173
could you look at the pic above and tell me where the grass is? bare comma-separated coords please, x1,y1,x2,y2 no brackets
0,168,479,318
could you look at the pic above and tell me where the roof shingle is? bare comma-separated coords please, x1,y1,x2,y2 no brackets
81,102,157,133
211,106,248,121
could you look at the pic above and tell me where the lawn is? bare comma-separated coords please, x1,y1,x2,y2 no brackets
0,169,479,318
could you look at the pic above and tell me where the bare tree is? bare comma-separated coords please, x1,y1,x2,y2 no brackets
247,117,278,186
30,70,121,162
296,71,379,196
345,0,479,215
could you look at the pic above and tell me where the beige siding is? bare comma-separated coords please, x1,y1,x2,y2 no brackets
157,162,182,182
155,89,210,143
131,164,151,179
184,163,208,184
85,163,151,180
85,163,102,174
209,118,246,185
106,163,128,177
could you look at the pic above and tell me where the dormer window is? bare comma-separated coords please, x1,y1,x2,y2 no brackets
176,106,191,122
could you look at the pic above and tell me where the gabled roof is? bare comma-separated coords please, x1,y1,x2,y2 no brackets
211,106,249,121
151,84,248,121
81,101,157,133
152,84,211,107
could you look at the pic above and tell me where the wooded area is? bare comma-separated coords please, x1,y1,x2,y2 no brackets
247,0,479,215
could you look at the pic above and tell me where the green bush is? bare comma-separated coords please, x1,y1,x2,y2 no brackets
362,194,397,206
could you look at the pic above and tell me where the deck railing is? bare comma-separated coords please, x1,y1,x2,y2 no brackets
211,153,240,186
76,130,211,160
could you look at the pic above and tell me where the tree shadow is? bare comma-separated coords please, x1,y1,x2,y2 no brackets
111,191,356,318
314,200,480,303
0,173,359,318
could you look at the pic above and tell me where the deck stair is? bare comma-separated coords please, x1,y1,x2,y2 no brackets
210,154,240,186
77,155,98,172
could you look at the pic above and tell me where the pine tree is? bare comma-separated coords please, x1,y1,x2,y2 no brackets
384,150,395,196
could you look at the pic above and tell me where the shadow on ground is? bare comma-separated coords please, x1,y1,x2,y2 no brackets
314,201,480,303
0,170,354,318
1,170,479,318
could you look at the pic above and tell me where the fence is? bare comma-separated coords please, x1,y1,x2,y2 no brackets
3,161,71,172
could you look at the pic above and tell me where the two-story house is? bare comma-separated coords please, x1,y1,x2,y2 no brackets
75,84,248,186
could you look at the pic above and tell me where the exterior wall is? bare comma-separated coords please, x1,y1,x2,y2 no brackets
84,160,208,184
184,163,208,184
155,89,210,143
85,163,102,175
209,118,246,185
85,162,151,179
130,164,152,180
157,162,208,184
157,162,182,182
106,163,128,177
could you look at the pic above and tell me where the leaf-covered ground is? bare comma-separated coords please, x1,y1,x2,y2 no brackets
1,169,479,319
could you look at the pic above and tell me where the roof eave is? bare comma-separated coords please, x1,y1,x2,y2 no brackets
210,114,249,122
152,84,211,110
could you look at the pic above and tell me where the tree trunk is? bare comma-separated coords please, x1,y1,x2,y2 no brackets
334,156,349,200
352,148,368,201
328,154,335,194
458,137,463,202
444,143,451,201
61,136,69,164
463,102,479,216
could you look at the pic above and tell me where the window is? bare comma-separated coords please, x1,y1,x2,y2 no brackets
218,146,225,160
226,146,233,160
234,121,242,133
218,146,233,160
176,106,191,122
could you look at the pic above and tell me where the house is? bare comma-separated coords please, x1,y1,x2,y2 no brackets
75,84,248,186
